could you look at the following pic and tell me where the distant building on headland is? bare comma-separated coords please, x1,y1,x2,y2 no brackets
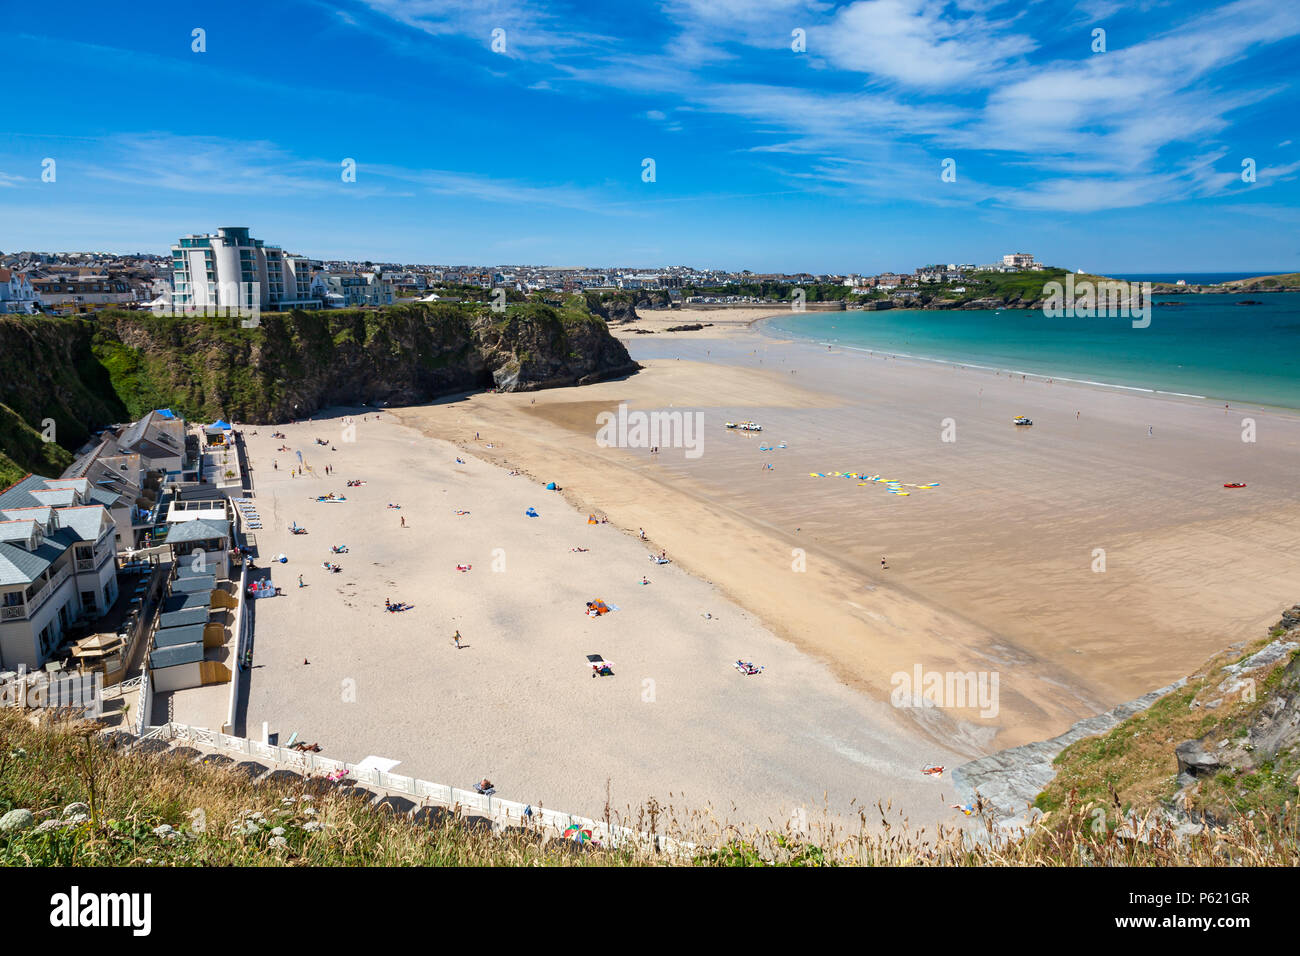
1001,252,1039,270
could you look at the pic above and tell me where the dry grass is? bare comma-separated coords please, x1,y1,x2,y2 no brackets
2,708,1297,866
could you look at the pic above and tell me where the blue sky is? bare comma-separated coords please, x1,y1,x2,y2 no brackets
1,0,1298,273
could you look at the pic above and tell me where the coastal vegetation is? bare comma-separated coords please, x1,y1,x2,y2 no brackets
0,302,636,480
2,708,1295,867
1035,610,1300,831
1151,272,1300,294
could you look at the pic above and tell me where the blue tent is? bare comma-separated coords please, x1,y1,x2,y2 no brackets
209,418,232,430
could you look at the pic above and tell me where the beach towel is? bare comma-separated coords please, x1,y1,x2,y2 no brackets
525,507,539,517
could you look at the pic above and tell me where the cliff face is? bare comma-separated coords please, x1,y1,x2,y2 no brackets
92,301,638,424
0,302,638,474
0,315,128,451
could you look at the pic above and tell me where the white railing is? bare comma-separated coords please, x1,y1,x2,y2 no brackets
102,675,143,700
160,722,689,855
134,669,150,734
225,563,251,733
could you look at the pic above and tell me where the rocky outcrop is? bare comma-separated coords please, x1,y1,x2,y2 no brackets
0,303,639,467
951,678,1187,825
955,603,1300,830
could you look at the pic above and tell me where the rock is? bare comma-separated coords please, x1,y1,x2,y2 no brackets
62,802,89,819
1175,741,1220,777
0,809,35,832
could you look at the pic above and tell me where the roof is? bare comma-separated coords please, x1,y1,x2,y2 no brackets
153,623,206,648
0,518,40,543
171,574,216,593
161,591,212,613
52,506,108,543
0,544,51,587
150,641,204,669
166,519,229,543
158,606,209,629
0,474,49,510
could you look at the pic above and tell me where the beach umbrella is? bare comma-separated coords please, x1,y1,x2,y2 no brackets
564,825,593,843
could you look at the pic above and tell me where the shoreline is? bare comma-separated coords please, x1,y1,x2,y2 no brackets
394,308,1300,759
753,309,1300,415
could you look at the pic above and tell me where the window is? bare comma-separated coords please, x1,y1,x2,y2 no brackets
81,590,97,612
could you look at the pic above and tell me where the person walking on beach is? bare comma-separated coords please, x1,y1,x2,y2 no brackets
298,574,304,588
452,630,462,649
400,515,406,528
881,556,889,570
273,459,278,470
1148,425,1153,437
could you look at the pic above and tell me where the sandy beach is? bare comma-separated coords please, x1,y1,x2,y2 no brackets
395,307,1300,750
239,408,962,834
236,306,1300,832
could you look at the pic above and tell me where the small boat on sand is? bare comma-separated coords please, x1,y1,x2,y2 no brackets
1224,482,1247,488
1013,416,1033,426
725,421,763,432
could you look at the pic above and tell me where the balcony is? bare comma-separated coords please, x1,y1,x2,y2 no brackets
3,563,73,621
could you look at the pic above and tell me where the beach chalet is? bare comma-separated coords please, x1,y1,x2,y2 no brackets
147,567,232,691
203,419,233,447
166,519,232,581
0,476,119,670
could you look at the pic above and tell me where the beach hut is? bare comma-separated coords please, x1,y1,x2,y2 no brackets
158,605,209,630
161,591,214,614
149,623,230,691
172,574,217,594
203,419,233,447
153,622,207,651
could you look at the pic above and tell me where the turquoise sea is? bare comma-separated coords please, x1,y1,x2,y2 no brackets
763,291,1300,411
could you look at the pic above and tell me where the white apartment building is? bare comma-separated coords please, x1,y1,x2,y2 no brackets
1002,253,1037,270
0,476,120,670
171,226,317,311
0,268,38,314
312,272,395,307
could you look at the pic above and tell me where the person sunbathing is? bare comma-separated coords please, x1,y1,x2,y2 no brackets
570,547,589,552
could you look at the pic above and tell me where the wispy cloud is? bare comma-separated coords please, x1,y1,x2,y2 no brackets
351,0,1300,213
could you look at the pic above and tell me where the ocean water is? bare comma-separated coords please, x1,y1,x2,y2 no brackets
763,291,1300,410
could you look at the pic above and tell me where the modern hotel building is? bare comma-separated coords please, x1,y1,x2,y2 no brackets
171,226,317,311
